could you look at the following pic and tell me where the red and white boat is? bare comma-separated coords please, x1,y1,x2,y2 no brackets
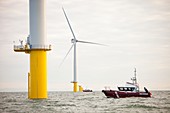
102,68,151,98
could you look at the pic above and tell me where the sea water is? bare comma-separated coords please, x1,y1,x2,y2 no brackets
0,91,170,113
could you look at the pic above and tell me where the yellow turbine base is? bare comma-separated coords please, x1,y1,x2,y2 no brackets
79,85,83,92
73,82,78,92
28,50,47,99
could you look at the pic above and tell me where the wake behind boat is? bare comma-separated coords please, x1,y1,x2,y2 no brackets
102,68,151,98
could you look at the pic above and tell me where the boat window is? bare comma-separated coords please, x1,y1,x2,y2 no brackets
118,87,124,91
132,88,135,91
118,87,136,91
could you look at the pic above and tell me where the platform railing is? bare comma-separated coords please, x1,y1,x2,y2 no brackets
14,44,51,51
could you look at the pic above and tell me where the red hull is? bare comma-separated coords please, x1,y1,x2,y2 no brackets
102,90,151,98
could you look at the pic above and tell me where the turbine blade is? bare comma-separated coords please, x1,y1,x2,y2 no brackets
62,7,76,40
77,40,107,46
59,44,74,67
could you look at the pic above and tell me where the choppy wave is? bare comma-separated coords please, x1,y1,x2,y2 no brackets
126,104,158,109
0,91,170,113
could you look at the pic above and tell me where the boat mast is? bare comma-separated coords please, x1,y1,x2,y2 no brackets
131,68,137,84
134,68,137,84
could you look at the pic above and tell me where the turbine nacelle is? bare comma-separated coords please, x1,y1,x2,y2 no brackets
71,39,77,44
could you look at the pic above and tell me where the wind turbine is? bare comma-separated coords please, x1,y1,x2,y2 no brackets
62,7,105,92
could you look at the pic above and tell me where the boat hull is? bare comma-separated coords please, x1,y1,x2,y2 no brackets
102,90,151,98
83,90,92,92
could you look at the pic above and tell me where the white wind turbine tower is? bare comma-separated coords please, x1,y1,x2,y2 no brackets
62,7,105,92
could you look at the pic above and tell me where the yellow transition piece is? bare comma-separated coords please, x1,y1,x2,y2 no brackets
29,50,47,99
73,82,78,92
79,85,83,92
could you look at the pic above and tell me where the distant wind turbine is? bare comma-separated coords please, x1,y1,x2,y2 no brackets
61,7,105,92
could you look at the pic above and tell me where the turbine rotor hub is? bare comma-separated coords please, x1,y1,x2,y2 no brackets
71,39,77,43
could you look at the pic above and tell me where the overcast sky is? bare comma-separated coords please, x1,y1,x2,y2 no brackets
0,0,170,91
